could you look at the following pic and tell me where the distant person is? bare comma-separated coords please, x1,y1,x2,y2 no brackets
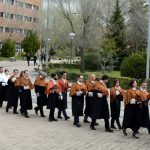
33,55,37,66
6,69,20,114
34,72,47,117
26,54,30,66
43,53,46,63
40,53,44,64
1,69,10,102
0,67,5,107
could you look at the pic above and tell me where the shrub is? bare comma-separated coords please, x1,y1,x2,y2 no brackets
120,52,146,79
84,52,99,71
1,38,15,57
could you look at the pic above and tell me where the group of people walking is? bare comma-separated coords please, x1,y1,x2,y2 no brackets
0,66,150,139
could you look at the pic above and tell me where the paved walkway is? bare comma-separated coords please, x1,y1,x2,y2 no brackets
0,60,150,150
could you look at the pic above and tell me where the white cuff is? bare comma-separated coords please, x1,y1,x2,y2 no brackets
130,99,136,104
88,92,93,97
24,86,30,90
97,93,103,98
116,90,120,95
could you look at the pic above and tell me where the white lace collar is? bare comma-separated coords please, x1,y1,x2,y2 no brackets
140,87,147,92
132,88,136,91
77,81,82,85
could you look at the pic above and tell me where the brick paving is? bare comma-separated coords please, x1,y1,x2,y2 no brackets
0,60,150,150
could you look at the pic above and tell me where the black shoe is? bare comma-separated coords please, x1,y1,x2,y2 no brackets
133,133,139,139
57,116,63,119
13,111,18,114
75,123,81,127
94,122,99,126
6,108,8,113
52,118,58,121
105,128,113,132
41,114,46,117
25,114,29,118
111,125,117,129
6,107,9,113
122,128,127,136
34,108,38,115
84,120,90,123
65,116,70,120
118,126,122,130
49,118,53,122
90,125,96,130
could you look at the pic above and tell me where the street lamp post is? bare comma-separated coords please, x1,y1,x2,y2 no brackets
46,0,50,68
69,32,76,72
146,0,150,80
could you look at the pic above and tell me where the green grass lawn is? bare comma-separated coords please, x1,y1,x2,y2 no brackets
0,56,23,61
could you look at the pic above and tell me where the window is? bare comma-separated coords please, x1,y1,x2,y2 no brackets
5,0,14,5
25,3,32,9
15,15,23,21
33,18,38,23
3,13,13,19
0,27,3,32
15,1,24,8
5,27,10,32
13,28,17,33
0,12,3,17
24,16,32,22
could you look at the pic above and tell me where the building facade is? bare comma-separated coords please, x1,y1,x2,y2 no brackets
0,0,41,51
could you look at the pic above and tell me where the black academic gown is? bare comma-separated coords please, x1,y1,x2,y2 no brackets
35,85,47,106
7,79,19,108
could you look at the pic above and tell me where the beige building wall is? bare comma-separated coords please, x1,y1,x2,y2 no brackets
0,0,41,49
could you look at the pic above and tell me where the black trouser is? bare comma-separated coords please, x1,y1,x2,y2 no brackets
35,106,44,115
74,116,79,125
6,102,17,112
21,105,28,115
27,61,30,66
0,100,3,107
0,86,3,107
58,109,67,118
111,118,121,127
91,118,109,129
49,108,55,119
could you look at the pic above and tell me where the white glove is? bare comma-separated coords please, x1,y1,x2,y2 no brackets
97,93,103,98
1,82,6,86
116,90,120,95
76,91,83,96
11,77,16,82
59,95,63,100
88,92,93,97
130,99,137,104
24,86,30,90
36,93,40,97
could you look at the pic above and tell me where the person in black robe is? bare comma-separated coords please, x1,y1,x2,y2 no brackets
138,80,150,134
0,66,4,107
34,72,47,117
19,70,34,118
70,74,87,127
110,80,125,129
6,69,20,114
89,75,113,132
57,71,70,120
122,80,141,139
45,73,60,122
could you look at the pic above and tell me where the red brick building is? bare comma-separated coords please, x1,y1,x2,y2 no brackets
0,0,41,51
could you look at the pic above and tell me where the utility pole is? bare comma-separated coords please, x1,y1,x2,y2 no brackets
46,0,50,68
